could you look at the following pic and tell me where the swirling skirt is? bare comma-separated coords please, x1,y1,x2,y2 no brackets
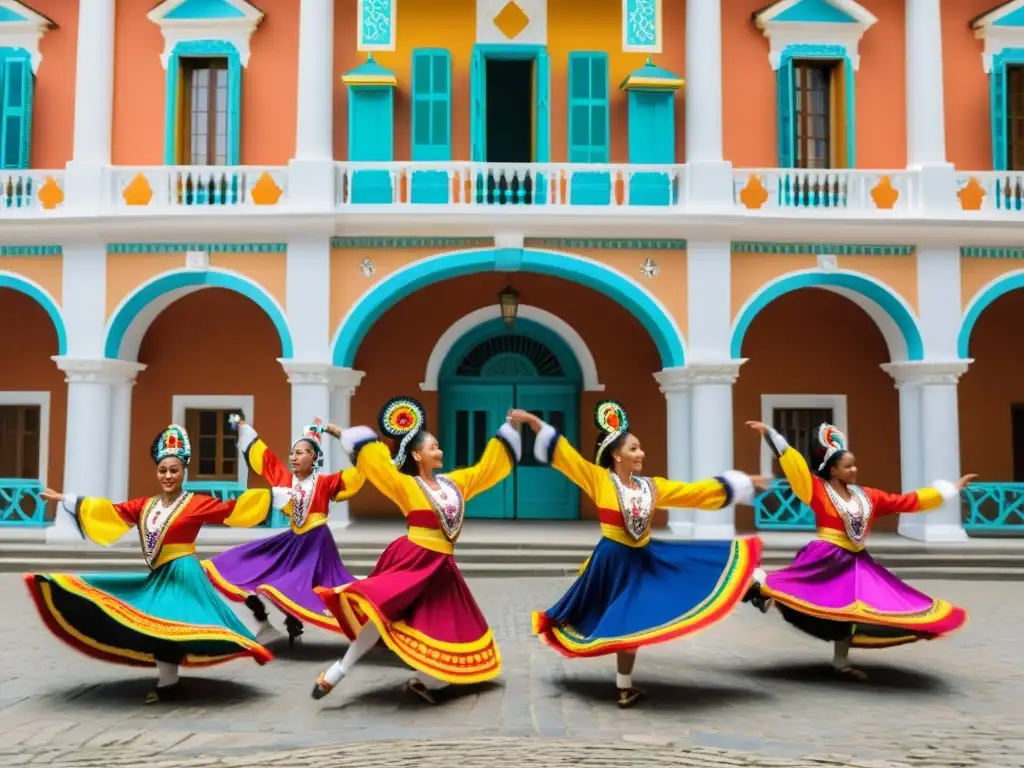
759,540,967,648
316,536,500,684
533,536,762,657
203,525,354,631
25,556,272,667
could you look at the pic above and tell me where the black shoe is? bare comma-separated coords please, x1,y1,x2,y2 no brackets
145,682,181,705
285,617,304,648
406,678,438,705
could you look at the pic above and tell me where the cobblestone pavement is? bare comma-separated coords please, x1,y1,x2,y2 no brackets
1,574,1022,767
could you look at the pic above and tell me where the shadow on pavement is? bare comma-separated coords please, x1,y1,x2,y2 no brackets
48,676,270,709
553,677,773,710
319,679,503,711
735,661,951,693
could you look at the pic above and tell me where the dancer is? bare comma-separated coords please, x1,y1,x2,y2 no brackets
514,402,767,708
24,424,284,704
203,416,364,647
744,420,972,680
311,397,521,704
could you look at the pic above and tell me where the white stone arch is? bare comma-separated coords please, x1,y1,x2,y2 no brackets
419,304,606,392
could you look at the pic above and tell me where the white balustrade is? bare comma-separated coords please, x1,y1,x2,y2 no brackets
0,170,66,214
954,171,1024,213
110,165,288,211
732,167,916,213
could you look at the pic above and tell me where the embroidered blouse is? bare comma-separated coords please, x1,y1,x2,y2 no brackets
237,424,366,534
533,421,754,548
60,489,275,569
340,423,521,555
762,427,958,551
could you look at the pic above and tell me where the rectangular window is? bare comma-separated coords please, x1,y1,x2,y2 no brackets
1007,66,1024,171
0,55,34,170
0,405,40,478
411,49,452,161
184,408,239,480
771,406,835,475
179,57,229,166
793,60,834,169
567,52,609,163
1012,403,1024,482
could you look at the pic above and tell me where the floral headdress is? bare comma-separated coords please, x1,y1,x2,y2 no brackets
151,424,191,466
379,397,426,468
816,423,848,472
294,418,326,470
594,400,629,465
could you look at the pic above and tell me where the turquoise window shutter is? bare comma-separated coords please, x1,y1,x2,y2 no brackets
470,47,485,162
777,57,796,168
992,61,1008,171
534,50,550,162
0,55,33,170
567,52,610,163
411,49,451,161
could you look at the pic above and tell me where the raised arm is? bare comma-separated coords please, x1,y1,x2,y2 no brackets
191,488,276,527
236,421,292,486
41,489,146,546
653,471,756,510
336,425,414,509
867,475,974,517
446,422,521,502
747,421,815,506
515,411,604,501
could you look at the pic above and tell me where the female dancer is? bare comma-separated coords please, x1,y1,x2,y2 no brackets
311,397,521,704
514,402,767,708
203,417,364,647
744,420,972,680
25,424,285,704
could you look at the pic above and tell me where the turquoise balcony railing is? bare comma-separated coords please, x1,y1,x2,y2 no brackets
183,481,289,528
0,479,47,526
961,482,1024,532
753,479,815,530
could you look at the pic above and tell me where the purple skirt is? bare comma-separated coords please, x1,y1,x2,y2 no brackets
202,525,354,632
759,540,967,648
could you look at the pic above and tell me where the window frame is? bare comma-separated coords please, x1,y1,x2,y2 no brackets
171,394,253,486
178,56,230,167
411,48,452,162
567,51,610,164
759,394,847,477
0,391,49,486
792,59,835,170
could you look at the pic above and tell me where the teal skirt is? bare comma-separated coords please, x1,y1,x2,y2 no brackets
25,556,273,668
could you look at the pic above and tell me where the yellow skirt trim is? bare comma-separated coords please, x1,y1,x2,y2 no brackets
758,583,960,627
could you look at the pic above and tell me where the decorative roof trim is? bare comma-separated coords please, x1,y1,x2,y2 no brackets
330,237,495,249
754,0,876,70
0,0,55,73
108,242,285,254
733,241,913,256
0,244,61,256
527,238,686,250
972,0,1024,72
148,0,263,69
960,246,1024,258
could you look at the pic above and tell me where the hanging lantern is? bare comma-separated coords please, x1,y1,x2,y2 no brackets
497,285,520,327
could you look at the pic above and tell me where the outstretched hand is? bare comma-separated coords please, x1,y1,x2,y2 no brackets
956,473,978,490
324,423,342,439
40,487,64,502
507,409,540,430
750,475,774,491
745,421,769,435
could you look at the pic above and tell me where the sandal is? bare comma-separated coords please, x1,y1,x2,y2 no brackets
310,672,334,700
617,686,644,708
834,665,868,682
406,678,438,705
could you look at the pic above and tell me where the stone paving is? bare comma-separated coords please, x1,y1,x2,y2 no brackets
1,574,1022,767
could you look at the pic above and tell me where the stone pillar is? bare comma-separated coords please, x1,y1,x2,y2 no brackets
48,358,133,542
288,0,337,208
279,361,335,472
653,367,693,537
107,362,146,504
881,361,970,542
328,367,366,529
65,0,115,211
684,0,732,207
687,362,744,539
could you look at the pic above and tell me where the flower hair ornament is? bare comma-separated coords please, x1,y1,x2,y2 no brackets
151,424,192,467
816,423,848,472
595,400,629,465
294,418,326,470
379,397,427,468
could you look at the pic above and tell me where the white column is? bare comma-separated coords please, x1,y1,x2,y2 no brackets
653,368,693,537
687,362,744,539
285,233,332,360
288,0,337,207
327,367,366,529
66,0,115,210
59,242,108,358
684,0,732,207
48,358,126,542
107,363,146,503
279,362,335,472
881,361,970,542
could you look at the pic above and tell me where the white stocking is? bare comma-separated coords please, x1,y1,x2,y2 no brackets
832,638,852,669
156,661,179,688
413,670,450,691
324,623,382,686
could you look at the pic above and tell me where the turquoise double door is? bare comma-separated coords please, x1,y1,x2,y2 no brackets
440,383,579,519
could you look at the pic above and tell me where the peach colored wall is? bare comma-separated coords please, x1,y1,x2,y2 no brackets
112,0,299,165
730,252,918,318
31,1,78,169
0,290,67,516
105,252,185,318
942,0,992,171
960,290,1024,480
723,0,907,168
129,289,290,498
209,252,288,309
1,256,62,306
348,272,668,524
732,288,901,533
334,0,687,163
960,257,1020,310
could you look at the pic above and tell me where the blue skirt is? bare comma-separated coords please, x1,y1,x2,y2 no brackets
533,536,762,657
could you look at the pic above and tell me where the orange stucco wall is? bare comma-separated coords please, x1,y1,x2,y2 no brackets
105,252,185,318
1,257,62,307
111,0,299,165
723,0,907,168
942,0,992,171
348,272,668,524
960,257,1020,310
960,290,1024,481
31,1,78,170
334,0,687,163
129,289,290,498
732,288,901,532
0,290,67,515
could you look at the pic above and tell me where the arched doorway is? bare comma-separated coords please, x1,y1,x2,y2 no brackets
439,318,581,519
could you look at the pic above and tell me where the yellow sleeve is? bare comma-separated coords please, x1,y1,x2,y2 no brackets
653,469,756,510
447,436,515,502
330,466,367,502
549,435,605,502
216,489,274,528
66,495,142,546
763,428,815,505
354,439,411,509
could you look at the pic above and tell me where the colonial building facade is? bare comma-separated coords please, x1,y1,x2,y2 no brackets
0,0,1022,541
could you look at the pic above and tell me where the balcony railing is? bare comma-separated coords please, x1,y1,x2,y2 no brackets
0,479,47,526
5,162,1024,218
182,480,289,528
